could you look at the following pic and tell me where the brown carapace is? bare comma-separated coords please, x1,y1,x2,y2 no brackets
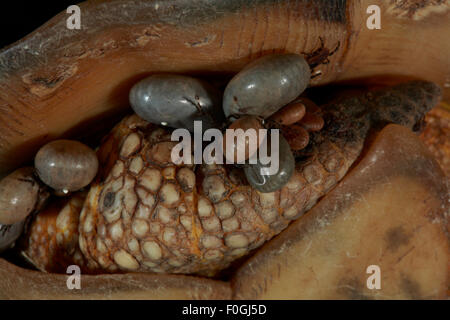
21,81,441,276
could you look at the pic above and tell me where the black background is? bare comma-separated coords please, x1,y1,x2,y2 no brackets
0,0,447,307
0,1,80,49
0,300,445,317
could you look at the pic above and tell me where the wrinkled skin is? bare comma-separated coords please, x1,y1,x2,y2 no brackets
0,0,448,177
21,81,441,276
5,122,448,299
232,124,449,299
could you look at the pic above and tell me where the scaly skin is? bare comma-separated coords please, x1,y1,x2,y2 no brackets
21,81,441,276
21,192,92,273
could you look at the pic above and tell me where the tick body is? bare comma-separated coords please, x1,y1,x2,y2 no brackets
0,167,40,225
130,74,223,132
269,101,306,126
244,134,295,193
0,222,24,252
223,116,264,163
35,140,99,193
223,54,311,119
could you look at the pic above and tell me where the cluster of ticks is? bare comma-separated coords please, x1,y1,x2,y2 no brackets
0,53,325,254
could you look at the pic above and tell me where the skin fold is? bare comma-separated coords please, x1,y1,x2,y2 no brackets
232,124,449,299
20,81,442,276
0,0,448,176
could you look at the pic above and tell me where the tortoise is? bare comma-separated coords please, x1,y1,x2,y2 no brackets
0,0,448,299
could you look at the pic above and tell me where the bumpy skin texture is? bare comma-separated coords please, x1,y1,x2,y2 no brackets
78,115,338,276
22,81,441,276
21,192,91,273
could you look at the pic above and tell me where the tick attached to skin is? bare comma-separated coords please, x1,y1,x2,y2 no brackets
223,54,311,119
130,74,224,132
35,140,99,193
0,167,40,225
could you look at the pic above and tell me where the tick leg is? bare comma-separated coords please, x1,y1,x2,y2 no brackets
329,41,341,57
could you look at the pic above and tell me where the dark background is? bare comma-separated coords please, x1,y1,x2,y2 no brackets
0,1,80,49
